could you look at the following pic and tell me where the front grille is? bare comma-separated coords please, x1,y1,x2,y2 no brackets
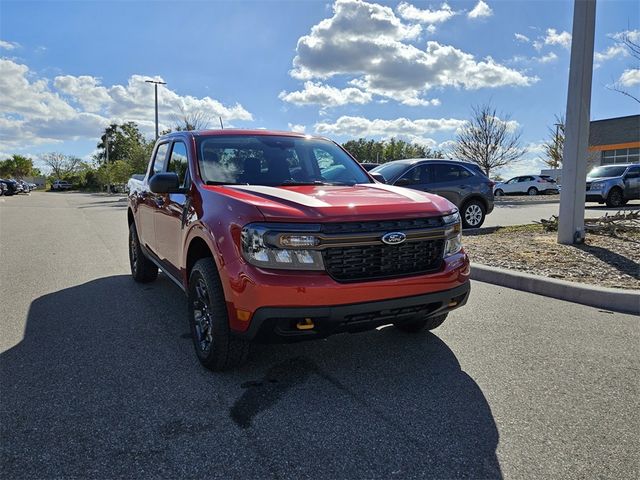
323,239,444,282
321,217,442,235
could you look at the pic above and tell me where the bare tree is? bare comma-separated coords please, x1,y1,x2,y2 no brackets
450,103,527,176
172,106,212,131
608,33,640,104
541,115,565,169
41,153,82,179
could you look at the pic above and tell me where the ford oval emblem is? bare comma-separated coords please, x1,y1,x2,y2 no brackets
381,232,406,245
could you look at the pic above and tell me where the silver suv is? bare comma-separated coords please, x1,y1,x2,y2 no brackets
585,164,640,207
371,159,495,228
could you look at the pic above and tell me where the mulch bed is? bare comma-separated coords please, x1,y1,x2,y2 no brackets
463,225,640,290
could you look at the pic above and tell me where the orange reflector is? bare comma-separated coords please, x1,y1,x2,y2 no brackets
236,309,252,322
296,318,315,330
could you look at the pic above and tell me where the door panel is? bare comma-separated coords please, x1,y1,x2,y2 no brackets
154,141,190,277
139,142,169,254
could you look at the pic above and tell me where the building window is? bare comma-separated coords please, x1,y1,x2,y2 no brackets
601,147,639,165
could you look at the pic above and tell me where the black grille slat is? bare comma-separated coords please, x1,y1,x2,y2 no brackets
321,217,442,235
323,240,444,282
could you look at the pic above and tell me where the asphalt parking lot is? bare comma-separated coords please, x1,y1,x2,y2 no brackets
486,195,640,227
1,192,638,479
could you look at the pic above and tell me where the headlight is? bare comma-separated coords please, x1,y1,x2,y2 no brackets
241,224,324,270
443,210,463,257
590,182,603,191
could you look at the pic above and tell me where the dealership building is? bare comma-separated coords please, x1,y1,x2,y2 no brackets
586,114,639,170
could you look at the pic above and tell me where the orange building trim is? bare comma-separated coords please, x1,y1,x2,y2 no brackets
588,141,640,152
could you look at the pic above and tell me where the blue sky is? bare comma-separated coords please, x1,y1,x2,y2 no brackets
1,0,638,177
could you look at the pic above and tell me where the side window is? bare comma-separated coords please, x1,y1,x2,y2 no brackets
167,141,189,187
152,143,169,176
432,164,472,182
398,166,421,184
626,167,640,178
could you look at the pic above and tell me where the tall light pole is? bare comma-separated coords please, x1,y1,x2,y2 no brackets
557,0,596,245
145,79,166,139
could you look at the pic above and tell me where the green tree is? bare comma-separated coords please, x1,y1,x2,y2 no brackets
95,122,152,171
0,154,37,178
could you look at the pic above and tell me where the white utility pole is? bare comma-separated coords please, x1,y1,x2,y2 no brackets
557,0,596,244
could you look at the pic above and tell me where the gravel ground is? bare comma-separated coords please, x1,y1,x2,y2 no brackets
464,225,640,290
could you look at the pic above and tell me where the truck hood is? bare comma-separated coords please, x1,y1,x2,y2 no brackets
205,183,455,222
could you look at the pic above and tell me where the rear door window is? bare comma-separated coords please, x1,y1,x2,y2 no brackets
432,164,472,182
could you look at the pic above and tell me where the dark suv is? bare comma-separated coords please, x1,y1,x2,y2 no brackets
371,159,494,228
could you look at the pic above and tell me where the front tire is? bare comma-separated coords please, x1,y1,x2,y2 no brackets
461,199,486,229
394,314,448,333
188,258,250,371
605,188,624,208
527,187,538,196
494,189,504,197
129,222,158,283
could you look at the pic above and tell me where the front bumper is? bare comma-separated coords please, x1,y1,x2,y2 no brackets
586,192,605,202
236,281,470,343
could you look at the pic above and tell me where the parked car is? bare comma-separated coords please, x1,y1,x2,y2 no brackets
128,130,471,371
51,180,73,191
370,159,494,228
493,175,559,196
585,163,640,207
18,180,32,193
0,180,7,196
0,178,20,195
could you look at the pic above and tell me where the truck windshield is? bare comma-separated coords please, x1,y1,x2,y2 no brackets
196,135,371,186
587,166,627,178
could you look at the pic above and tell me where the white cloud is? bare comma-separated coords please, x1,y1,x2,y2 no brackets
0,59,253,151
0,40,20,50
396,2,456,25
314,115,466,141
288,0,535,106
279,81,372,107
618,68,640,87
544,28,571,49
610,29,640,44
514,33,530,43
468,1,493,19
287,123,306,133
537,52,558,64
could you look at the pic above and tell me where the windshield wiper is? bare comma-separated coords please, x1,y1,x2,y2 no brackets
205,181,240,185
279,180,356,186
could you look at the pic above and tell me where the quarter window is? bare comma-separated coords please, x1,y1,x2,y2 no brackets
152,143,169,175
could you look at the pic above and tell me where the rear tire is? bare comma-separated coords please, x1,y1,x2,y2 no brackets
605,188,624,208
494,189,504,197
129,222,158,283
394,314,448,333
461,199,486,229
188,258,250,371
527,187,538,196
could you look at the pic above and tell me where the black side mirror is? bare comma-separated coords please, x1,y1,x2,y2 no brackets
370,172,386,183
149,172,180,193
394,178,412,187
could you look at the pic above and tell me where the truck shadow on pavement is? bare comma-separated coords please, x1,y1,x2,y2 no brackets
1,275,501,479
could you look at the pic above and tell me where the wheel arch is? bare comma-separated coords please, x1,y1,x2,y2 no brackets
462,194,488,212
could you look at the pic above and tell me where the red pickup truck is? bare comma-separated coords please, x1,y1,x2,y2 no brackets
127,130,470,370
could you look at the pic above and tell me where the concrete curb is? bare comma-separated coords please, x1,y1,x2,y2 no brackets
470,263,640,315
